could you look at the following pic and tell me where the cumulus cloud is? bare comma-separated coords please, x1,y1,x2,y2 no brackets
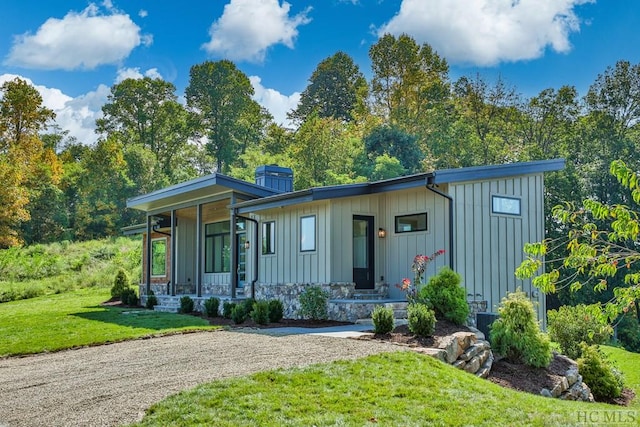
250,75,299,128
378,0,593,66
203,0,311,62
4,3,152,70
115,67,163,83
139,9,148,18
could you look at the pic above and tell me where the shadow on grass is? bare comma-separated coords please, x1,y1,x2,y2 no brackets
71,305,214,331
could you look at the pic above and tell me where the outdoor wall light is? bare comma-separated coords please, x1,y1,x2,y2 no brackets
378,228,387,238
244,241,250,249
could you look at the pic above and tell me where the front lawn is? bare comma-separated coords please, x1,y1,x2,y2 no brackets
0,288,218,357
134,348,639,427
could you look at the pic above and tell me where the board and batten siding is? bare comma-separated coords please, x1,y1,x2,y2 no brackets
176,217,196,284
385,188,449,299
450,173,545,321
255,201,330,284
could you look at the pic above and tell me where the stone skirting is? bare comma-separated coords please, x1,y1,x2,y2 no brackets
466,300,488,327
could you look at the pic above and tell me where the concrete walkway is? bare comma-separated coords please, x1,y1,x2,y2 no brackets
238,323,375,338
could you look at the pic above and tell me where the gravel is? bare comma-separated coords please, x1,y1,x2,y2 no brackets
0,330,397,427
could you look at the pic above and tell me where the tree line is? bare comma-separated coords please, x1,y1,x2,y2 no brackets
2,33,640,256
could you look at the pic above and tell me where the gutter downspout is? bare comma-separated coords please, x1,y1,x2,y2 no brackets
237,214,259,300
425,175,454,270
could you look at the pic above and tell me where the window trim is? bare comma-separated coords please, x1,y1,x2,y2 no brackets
262,221,276,255
150,237,167,277
204,220,231,274
394,212,428,234
491,194,522,216
300,215,316,252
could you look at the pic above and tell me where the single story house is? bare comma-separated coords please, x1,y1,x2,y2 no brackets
125,159,564,323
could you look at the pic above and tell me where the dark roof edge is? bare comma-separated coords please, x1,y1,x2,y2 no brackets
433,158,565,184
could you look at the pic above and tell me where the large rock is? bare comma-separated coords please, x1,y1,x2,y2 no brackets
416,347,447,362
452,331,477,351
551,377,569,398
463,355,481,374
438,335,461,363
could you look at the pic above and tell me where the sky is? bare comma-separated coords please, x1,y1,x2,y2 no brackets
1,0,639,145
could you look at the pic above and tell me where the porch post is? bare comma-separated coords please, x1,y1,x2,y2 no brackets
171,209,177,296
230,193,237,298
145,214,152,295
196,203,203,297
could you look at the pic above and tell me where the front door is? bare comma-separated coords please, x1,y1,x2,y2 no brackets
353,215,374,289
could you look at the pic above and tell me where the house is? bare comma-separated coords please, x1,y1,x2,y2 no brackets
125,159,564,323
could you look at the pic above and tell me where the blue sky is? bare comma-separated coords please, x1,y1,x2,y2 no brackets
1,0,638,144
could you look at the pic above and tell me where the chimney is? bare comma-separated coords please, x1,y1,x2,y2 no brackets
255,165,294,192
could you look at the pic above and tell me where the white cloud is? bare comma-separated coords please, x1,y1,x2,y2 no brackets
203,0,311,63
139,9,148,18
4,3,152,70
250,75,299,128
115,67,163,83
378,0,593,66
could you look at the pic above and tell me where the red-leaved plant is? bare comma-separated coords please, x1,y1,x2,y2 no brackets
396,249,445,303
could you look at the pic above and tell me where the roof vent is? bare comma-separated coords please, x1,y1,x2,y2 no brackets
255,165,293,192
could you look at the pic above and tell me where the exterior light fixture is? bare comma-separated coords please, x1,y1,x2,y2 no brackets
378,228,386,238
244,241,250,250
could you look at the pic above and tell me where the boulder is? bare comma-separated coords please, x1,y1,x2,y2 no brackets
438,335,461,363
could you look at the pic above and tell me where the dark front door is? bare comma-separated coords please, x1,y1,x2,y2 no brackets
353,215,374,289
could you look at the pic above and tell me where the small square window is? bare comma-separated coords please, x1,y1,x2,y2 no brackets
262,221,275,255
300,216,316,252
492,195,521,216
395,213,428,233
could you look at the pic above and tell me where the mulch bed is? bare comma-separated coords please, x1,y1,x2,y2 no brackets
355,318,472,348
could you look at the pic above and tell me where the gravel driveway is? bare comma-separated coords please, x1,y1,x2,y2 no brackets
0,329,397,427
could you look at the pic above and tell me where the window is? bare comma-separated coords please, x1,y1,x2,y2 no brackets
151,238,167,277
395,213,428,233
205,221,231,273
492,195,521,216
300,215,316,252
262,221,275,255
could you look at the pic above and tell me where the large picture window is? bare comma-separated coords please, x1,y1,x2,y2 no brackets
205,221,231,273
151,238,167,277
395,213,428,233
262,221,275,255
300,215,316,252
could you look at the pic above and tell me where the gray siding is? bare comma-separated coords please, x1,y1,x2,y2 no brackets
176,218,196,284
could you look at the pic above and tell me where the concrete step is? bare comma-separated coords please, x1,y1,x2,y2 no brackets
153,305,179,313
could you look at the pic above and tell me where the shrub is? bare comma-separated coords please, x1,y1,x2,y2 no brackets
179,296,194,314
223,302,236,319
408,303,436,337
242,298,256,318
145,291,158,309
204,297,220,317
268,299,284,323
547,304,613,360
120,287,138,306
490,290,552,368
420,267,469,325
299,286,329,320
251,301,270,325
372,306,395,334
577,343,624,400
111,268,130,299
231,305,247,324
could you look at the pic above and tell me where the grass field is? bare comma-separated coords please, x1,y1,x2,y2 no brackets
0,288,218,357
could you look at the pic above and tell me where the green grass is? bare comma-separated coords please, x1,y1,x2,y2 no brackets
602,345,640,409
0,288,218,357
134,348,640,427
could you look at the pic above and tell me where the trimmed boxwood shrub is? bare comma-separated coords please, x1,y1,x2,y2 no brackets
420,267,469,325
251,301,270,325
145,291,158,309
204,297,220,317
242,298,256,318
223,301,235,319
578,343,624,400
179,296,194,314
268,299,284,323
372,306,395,335
120,287,138,306
408,303,436,337
547,304,612,360
231,305,247,324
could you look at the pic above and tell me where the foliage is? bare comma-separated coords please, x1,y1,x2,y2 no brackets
363,125,423,174
111,268,131,299
546,304,613,359
204,297,220,317
145,291,158,310
267,299,284,323
371,306,395,334
222,302,235,319
298,286,330,320
407,303,436,337
251,301,270,325
242,298,256,318
420,267,469,325
230,305,247,324
396,250,445,304
179,296,194,314
616,311,640,353
120,287,138,306
490,290,552,368
577,343,624,400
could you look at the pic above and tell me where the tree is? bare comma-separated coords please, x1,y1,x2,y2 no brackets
186,60,262,173
363,125,423,174
289,51,368,123
516,160,640,327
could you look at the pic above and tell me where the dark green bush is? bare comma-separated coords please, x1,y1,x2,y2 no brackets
111,268,130,299
420,267,469,325
120,287,138,306
372,306,395,334
223,301,236,319
547,304,613,360
251,301,270,325
408,303,436,337
490,290,552,368
145,291,158,309
299,286,329,320
242,298,256,318
268,299,284,323
231,305,247,324
617,312,640,353
204,297,220,317
179,296,194,314
577,343,624,400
